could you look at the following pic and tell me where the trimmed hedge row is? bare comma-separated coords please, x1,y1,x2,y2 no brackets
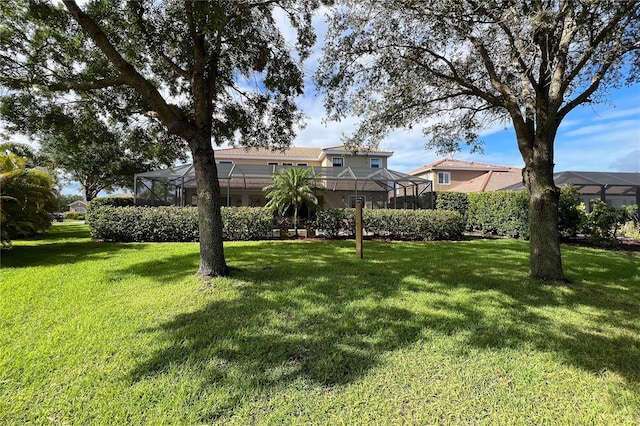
467,191,530,239
315,208,465,240
88,206,273,242
88,205,464,242
433,187,591,239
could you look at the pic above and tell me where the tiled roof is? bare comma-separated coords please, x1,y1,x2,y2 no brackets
322,145,394,154
407,158,517,175
215,145,393,159
215,146,324,159
450,169,523,193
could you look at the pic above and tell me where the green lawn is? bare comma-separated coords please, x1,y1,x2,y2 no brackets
1,222,639,424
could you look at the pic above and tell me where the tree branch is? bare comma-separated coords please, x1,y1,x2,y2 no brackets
47,77,128,91
61,0,194,138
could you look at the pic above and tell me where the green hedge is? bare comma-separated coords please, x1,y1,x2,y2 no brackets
221,207,274,241
88,206,273,242
435,192,469,221
63,212,85,220
314,208,465,240
466,191,530,239
87,196,135,208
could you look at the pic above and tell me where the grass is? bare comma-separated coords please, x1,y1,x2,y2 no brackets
1,222,639,424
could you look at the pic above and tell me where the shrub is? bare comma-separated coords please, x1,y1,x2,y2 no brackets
63,211,85,220
221,207,274,240
314,208,355,238
467,191,530,239
558,185,587,238
1,152,57,249
584,200,629,246
435,192,469,221
87,205,273,242
314,208,464,240
88,206,198,242
87,196,135,208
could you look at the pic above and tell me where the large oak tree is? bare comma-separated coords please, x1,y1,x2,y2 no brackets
316,0,640,281
1,0,322,278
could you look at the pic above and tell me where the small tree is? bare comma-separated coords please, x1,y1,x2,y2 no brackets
264,167,322,236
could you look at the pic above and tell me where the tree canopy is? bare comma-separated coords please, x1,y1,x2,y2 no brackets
1,0,324,277
316,0,640,280
2,101,187,201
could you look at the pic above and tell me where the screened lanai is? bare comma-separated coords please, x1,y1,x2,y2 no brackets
506,171,640,211
134,163,432,209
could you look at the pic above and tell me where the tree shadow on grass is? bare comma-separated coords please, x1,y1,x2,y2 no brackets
1,222,149,268
125,239,639,421
1,240,148,268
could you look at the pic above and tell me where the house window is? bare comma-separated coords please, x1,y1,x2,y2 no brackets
268,162,278,166
370,158,381,168
332,157,344,167
438,171,451,185
218,160,233,165
282,162,293,166
297,163,308,166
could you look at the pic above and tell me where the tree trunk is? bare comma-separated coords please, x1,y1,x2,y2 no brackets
523,145,564,282
190,131,229,278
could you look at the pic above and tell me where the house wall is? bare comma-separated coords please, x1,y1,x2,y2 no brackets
320,153,388,169
216,156,322,166
423,169,488,191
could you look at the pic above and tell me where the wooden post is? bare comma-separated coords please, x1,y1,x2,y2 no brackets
355,199,363,259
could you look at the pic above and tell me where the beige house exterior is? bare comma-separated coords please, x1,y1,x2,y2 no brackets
68,200,87,213
216,145,393,209
407,159,522,193
205,145,394,209
134,145,428,210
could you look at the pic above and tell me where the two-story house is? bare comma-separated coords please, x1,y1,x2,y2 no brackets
407,158,522,192
135,145,431,209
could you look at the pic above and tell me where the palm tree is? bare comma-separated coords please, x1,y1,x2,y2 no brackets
263,167,322,237
1,152,57,248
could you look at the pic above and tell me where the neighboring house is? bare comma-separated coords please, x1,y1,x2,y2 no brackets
135,145,431,209
407,159,523,193
68,200,87,213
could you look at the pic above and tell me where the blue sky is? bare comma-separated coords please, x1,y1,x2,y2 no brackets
8,6,640,196
277,10,640,175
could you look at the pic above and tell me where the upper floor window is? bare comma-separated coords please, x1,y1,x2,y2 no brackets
370,158,382,168
332,157,344,167
438,171,451,185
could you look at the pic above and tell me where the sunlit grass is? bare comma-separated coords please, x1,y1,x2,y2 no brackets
1,222,638,424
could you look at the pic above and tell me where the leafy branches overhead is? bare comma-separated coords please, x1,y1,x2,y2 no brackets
316,0,640,154
1,99,187,201
1,0,320,148
316,0,640,281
